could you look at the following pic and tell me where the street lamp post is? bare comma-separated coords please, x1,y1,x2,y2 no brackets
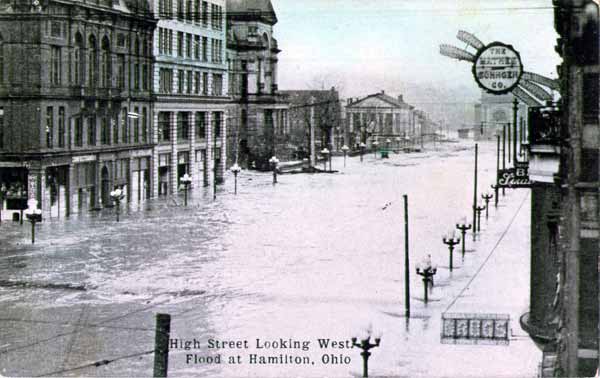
455,217,472,257
442,230,461,272
341,145,349,167
372,140,379,158
351,330,381,378
385,138,391,151
475,202,486,232
180,173,192,206
230,163,241,195
269,156,279,184
359,142,366,163
321,148,329,171
110,188,125,222
416,255,437,303
481,192,493,219
24,199,42,244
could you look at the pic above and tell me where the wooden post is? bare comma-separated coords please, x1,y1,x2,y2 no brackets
153,313,171,377
404,194,410,318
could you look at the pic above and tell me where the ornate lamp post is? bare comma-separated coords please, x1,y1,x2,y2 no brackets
230,163,241,195
395,136,401,150
481,192,494,219
359,142,366,163
455,217,472,257
385,138,391,151
341,145,349,167
24,199,42,244
320,148,330,171
475,202,486,233
180,173,192,206
442,230,461,272
372,139,379,158
351,328,381,378
405,136,411,149
416,255,437,303
110,188,125,222
269,156,279,184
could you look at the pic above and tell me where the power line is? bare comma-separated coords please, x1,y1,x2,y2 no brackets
0,299,169,356
442,190,530,315
33,349,154,377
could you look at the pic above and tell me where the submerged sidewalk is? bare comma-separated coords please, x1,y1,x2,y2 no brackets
368,188,540,378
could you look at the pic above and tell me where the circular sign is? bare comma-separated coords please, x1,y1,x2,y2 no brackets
472,42,523,95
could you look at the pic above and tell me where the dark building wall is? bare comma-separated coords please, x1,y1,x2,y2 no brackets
529,184,560,328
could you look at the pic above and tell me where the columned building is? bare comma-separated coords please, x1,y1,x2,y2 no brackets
226,0,289,171
0,0,157,219
152,0,228,196
346,91,417,150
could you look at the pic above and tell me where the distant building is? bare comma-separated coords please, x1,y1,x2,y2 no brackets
474,91,527,141
345,91,419,150
0,0,157,219
226,0,289,170
279,88,341,161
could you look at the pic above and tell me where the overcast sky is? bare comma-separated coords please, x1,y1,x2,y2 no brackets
271,0,560,101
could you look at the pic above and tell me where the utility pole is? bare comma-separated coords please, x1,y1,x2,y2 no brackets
512,98,519,164
310,97,316,168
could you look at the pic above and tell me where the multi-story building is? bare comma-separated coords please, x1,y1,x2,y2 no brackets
152,0,229,195
226,0,289,171
519,1,600,376
0,0,156,219
279,88,341,161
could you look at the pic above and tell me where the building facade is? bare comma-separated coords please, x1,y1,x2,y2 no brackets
519,1,600,376
226,0,289,171
279,88,341,161
474,91,527,141
346,91,418,150
0,0,157,219
152,0,229,195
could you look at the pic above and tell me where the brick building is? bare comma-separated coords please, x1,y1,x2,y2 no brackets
279,88,341,161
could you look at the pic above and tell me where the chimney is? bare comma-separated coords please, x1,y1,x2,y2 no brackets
398,95,403,103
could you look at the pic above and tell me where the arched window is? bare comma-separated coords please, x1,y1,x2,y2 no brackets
101,36,111,88
88,35,98,87
134,38,140,90
73,33,84,85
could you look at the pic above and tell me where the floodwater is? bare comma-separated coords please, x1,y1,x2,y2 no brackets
0,140,539,377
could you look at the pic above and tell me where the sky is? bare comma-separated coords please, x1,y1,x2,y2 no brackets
270,0,561,108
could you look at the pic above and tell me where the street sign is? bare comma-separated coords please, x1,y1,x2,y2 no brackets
497,162,532,188
441,313,510,345
472,42,523,95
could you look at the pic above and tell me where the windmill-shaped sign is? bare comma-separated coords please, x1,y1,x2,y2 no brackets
440,31,558,106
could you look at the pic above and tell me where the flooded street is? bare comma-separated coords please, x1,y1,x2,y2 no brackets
0,141,539,377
